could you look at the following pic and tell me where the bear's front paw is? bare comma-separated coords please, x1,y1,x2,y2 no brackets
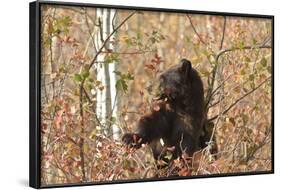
122,133,142,149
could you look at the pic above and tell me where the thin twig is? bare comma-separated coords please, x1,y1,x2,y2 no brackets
215,45,271,63
205,17,227,109
112,10,117,31
245,128,271,163
78,12,136,147
186,14,207,46
79,85,86,182
84,8,98,53
205,42,271,109
87,11,136,72
219,16,227,50
207,96,225,109
208,76,271,122
209,74,233,99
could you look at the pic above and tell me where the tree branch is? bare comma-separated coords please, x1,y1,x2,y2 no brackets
84,8,98,53
208,76,271,122
207,95,225,109
112,10,117,31
205,17,227,109
219,16,227,50
87,11,136,73
205,42,271,110
77,11,136,147
215,44,271,63
79,85,86,182
186,14,207,46
245,131,271,163
209,74,233,99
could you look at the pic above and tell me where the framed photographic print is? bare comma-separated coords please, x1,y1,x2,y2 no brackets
29,0,274,188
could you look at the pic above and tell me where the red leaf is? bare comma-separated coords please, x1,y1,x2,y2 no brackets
145,64,156,70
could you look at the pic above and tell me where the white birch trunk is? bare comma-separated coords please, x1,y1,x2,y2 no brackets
108,9,120,140
95,8,106,135
95,8,120,139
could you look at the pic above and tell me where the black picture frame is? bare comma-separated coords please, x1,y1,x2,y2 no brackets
30,1,274,188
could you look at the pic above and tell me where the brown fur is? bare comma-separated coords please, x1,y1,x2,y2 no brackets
122,59,205,164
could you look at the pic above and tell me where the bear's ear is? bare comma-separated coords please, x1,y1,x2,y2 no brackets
180,59,192,80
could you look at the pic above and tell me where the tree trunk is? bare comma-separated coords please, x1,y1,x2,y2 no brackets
95,8,120,139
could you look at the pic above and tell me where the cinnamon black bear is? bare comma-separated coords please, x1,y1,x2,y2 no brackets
122,59,205,164
122,101,177,162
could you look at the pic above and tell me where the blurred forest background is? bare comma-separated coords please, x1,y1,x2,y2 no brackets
40,4,272,185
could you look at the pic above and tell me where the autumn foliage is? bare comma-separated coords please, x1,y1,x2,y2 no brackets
40,5,272,185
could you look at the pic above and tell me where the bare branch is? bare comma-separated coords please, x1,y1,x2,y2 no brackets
84,8,98,53
205,64,218,109
186,14,207,46
205,41,271,109
87,11,136,73
79,85,86,182
215,44,271,63
209,74,233,99
219,16,227,50
204,18,226,109
77,11,136,145
208,76,271,122
207,96,225,109
112,10,117,31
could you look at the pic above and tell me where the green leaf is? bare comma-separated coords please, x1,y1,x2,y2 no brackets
53,16,72,35
238,41,245,49
74,74,82,82
244,56,251,62
201,69,210,77
111,116,117,123
124,73,134,80
104,54,119,64
82,71,90,79
202,50,212,59
267,66,271,74
125,38,132,48
116,79,128,93
114,71,134,93
240,68,246,75
252,38,257,45
249,74,255,81
250,82,255,89
260,57,267,67
113,71,122,76
123,152,129,157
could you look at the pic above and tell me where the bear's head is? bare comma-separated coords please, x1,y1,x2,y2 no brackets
157,59,192,102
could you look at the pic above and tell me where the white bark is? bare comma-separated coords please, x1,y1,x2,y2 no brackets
108,9,120,140
95,8,120,139
95,8,106,133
